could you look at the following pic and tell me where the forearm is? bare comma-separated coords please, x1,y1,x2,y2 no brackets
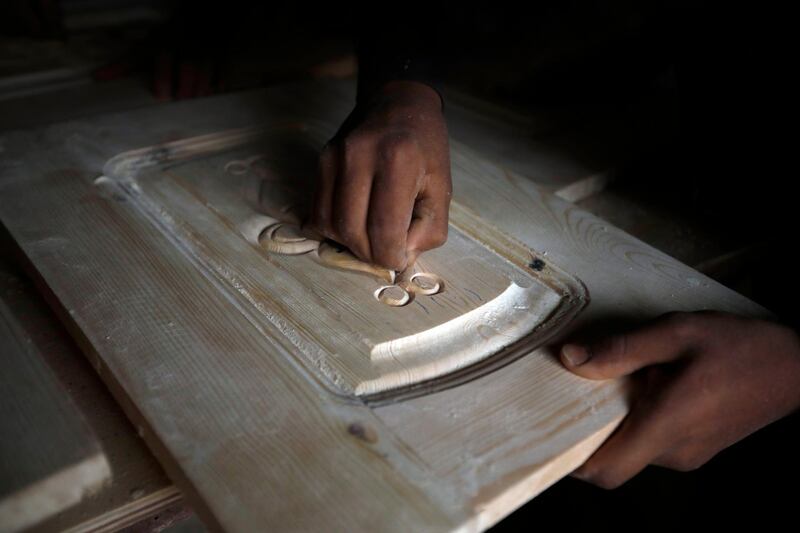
354,0,446,106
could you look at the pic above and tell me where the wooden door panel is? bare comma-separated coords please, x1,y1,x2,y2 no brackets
102,123,587,399
0,81,768,531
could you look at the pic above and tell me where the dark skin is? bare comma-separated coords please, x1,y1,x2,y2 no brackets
312,80,800,488
561,311,800,488
308,81,451,271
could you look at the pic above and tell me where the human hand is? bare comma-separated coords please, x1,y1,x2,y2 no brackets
560,311,800,488
309,80,451,271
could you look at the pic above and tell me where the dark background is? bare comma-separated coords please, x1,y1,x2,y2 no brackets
1,1,793,531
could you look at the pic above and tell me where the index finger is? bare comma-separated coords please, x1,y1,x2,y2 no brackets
367,151,424,270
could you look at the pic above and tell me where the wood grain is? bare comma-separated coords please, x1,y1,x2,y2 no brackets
101,124,585,396
0,255,181,533
0,278,110,532
100,124,585,397
375,141,768,528
0,150,465,530
0,80,768,531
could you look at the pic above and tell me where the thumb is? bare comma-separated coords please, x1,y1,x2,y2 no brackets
560,314,695,380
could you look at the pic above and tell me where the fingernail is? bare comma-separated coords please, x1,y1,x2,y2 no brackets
562,344,590,366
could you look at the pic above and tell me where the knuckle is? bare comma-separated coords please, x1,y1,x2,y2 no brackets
342,132,372,155
428,225,448,248
593,333,628,364
379,134,419,168
610,333,629,358
410,225,448,253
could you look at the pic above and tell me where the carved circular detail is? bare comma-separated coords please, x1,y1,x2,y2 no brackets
409,273,443,295
374,285,412,307
258,223,319,254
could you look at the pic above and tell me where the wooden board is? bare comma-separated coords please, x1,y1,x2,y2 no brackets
0,283,111,532
0,76,611,203
102,124,586,398
0,80,768,532
0,253,182,533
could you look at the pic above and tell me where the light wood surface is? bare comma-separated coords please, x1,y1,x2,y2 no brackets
0,76,611,202
374,144,767,528
0,80,767,531
0,95,464,530
101,125,586,398
0,280,111,532
0,256,181,533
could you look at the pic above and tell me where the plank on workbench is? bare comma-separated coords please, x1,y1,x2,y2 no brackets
0,294,111,532
0,255,181,533
0,80,768,532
